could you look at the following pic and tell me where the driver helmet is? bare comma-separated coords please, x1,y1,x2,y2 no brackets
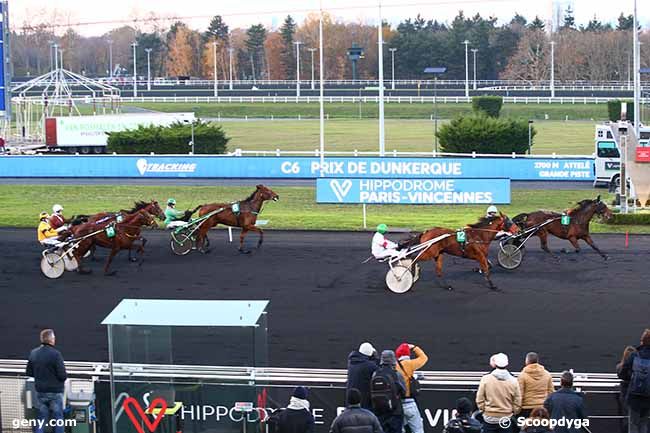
486,205,498,217
167,198,176,206
376,223,388,234
52,204,64,214
39,212,49,221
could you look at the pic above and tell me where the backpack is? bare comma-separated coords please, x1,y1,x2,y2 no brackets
629,356,650,397
371,371,400,414
397,359,421,398
265,408,285,433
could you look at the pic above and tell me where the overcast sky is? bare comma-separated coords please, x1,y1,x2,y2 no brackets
9,0,650,36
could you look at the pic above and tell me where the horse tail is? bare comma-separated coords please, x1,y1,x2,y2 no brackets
398,231,422,250
192,205,203,214
512,213,528,227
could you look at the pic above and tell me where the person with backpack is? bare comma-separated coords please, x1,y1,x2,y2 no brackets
347,342,379,410
371,350,406,433
266,386,315,433
543,371,586,433
442,397,482,433
395,343,428,433
618,329,650,433
617,346,637,433
329,388,384,433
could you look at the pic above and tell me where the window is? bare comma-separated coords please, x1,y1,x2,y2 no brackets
597,130,604,138
597,141,620,158
640,132,650,140
607,131,613,139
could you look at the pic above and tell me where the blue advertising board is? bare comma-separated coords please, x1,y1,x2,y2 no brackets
0,156,594,181
316,178,511,204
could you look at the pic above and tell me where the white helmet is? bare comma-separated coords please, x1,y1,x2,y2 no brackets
52,204,64,214
486,205,498,216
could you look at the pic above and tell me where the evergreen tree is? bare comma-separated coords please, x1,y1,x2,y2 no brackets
584,15,604,32
616,13,634,31
562,6,576,29
528,16,546,31
279,15,296,79
246,24,267,80
205,15,229,42
510,14,527,27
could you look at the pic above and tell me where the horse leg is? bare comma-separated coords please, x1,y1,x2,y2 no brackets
538,231,558,259
478,254,498,290
581,234,608,260
246,225,264,249
435,255,453,291
196,224,211,253
239,228,251,254
567,236,581,254
104,243,119,276
90,244,97,261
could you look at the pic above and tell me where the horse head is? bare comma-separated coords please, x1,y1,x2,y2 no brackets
256,184,280,202
594,195,613,221
146,199,166,221
500,212,521,235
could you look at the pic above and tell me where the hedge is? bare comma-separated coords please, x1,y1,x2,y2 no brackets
605,212,650,225
472,96,503,118
107,121,229,154
438,114,535,154
607,100,634,122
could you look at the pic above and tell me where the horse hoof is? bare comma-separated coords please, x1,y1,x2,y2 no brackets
129,257,138,263
446,286,453,291
602,255,609,261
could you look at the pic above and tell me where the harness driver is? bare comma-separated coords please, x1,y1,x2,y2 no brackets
371,224,406,260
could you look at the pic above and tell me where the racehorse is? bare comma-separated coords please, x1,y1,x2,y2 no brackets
68,200,164,261
512,195,613,260
68,209,158,275
196,185,279,253
401,214,518,290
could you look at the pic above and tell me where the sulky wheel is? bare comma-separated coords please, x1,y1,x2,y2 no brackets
63,254,79,272
497,241,524,270
41,253,65,279
385,266,414,294
170,231,193,256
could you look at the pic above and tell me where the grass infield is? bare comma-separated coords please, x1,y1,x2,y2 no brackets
2,185,644,233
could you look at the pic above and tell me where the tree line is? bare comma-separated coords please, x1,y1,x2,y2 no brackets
10,7,650,82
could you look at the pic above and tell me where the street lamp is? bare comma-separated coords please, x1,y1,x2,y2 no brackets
389,48,397,91
424,67,447,153
212,41,218,98
131,42,138,97
183,119,195,154
294,41,303,97
471,48,478,90
550,40,555,98
145,48,152,91
59,48,64,70
528,120,534,155
107,39,113,78
308,47,317,90
463,40,470,98
228,47,234,90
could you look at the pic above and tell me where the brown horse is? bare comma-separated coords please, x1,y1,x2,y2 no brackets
403,214,518,290
196,185,279,253
512,195,613,260
69,209,157,275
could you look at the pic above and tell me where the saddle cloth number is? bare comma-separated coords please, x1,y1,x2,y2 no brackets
456,231,466,243
561,215,570,225
105,226,116,238
232,202,240,214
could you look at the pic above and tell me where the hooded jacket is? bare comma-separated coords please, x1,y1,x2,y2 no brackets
347,351,379,410
518,363,555,410
329,405,383,433
476,368,522,418
618,344,650,411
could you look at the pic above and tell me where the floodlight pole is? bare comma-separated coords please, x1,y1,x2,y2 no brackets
378,1,385,157
294,41,303,97
471,48,478,90
108,39,113,78
228,47,234,90
213,41,218,98
145,48,152,91
53,44,59,70
389,48,397,90
132,42,138,97
463,40,469,99
550,41,555,98
319,1,325,177
633,0,640,136
308,48,317,90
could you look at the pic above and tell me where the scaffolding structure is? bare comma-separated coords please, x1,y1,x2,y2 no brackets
11,68,120,140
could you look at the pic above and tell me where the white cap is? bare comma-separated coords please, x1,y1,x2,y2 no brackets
359,342,376,357
487,205,498,214
53,204,64,213
491,352,509,368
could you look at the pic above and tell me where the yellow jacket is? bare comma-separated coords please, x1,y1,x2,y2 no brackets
518,363,554,410
396,346,428,397
37,221,58,241
476,369,522,418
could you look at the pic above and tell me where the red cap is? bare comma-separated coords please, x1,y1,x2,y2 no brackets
395,343,410,358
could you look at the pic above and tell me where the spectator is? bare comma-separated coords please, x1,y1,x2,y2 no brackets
618,329,650,433
543,371,586,433
25,329,67,433
442,397,482,433
395,343,428,433
519,407,552,433
347,342,379,410
616,346,637,433
329,388,383,433
267,386,315,433
476,352,522,433
371,350,406,433
517,352,554,418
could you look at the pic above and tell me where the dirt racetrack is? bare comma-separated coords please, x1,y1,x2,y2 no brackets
0,228,648,372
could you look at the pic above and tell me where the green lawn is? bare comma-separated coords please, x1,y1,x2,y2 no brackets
2,185,643,233
212,119,594,155
126,102,609,121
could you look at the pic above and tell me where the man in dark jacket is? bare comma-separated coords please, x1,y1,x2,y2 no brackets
267,386,315,433
26,329,67,433
330,388,383,433
618,329,650,433
543,371,586,433
347,342,379,410
371,350,406,433
443,397,482,433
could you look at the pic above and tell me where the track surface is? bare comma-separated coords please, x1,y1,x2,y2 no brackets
1,229,647,372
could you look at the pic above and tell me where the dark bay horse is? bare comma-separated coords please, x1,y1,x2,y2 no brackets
512,195,613,260
69,210,157,275
402,214,517,290
196,185,279,253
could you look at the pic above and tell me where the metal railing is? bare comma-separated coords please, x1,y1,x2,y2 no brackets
229,149,595,159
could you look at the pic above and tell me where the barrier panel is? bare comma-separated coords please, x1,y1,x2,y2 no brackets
0,156,595,181
316,178,511,204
